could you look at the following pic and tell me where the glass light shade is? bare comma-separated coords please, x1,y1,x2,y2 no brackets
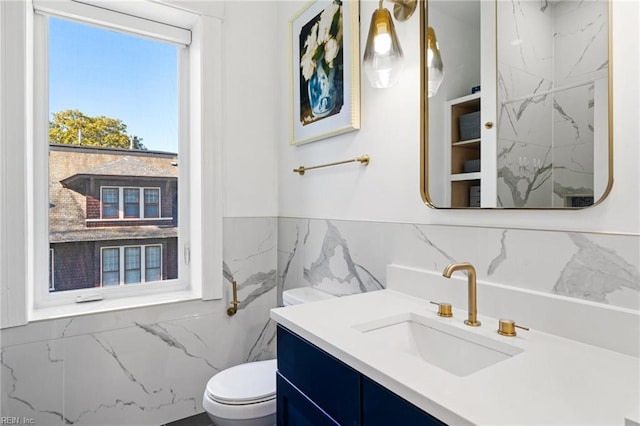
426,26,444,97
363,8,404,88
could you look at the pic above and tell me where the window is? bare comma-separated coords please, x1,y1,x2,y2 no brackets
31,0,204,310
102,188,119,218
124,247,141,283
124,188,140,218
0,0,223,327
145,246,162,281
99,187,163,220
101,245,163,286
44,13,179,296
102,247,120,286
144,188,160,218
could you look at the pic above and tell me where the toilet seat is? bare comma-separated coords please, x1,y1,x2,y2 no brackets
202,394,275,422
205,359,277,405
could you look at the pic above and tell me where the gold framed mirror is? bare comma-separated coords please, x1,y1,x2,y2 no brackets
420,0,612,209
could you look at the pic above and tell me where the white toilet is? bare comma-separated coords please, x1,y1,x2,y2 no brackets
202,287,336,426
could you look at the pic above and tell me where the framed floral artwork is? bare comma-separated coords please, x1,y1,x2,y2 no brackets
289,0,360,145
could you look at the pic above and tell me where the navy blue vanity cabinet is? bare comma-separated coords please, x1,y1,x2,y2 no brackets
276,372,340,425
276,325,447,426
277,325,360,425
361,376,445,426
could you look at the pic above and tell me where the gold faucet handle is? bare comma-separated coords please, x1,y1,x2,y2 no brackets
430,301,453,318
497,319,529,336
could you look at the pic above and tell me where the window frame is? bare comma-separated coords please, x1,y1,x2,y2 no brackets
101,187,121,219
101,246,120,286
100,244,163,286
99,186,163,220
34,10,186,307
123,187,141,219
12,0,224,323
48,248,55,291
145,245,162,282
143,188,160,218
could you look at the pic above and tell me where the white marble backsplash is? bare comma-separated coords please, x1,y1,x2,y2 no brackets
0,217,277,425
278,218,640,311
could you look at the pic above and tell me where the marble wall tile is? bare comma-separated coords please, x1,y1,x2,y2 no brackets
1,341,65,424
497,0,554,81
497,141,553,207
554,0,608,85
552,144,594,203
0,217,277,425
496,0,608,208
553,85,594,147
498,69,553,144
278,219,385,305
278,218,640,311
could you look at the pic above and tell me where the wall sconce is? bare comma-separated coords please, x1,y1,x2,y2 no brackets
426,26,444,97
363,0,417,88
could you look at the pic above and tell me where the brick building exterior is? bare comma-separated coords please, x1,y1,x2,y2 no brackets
49,144,178,292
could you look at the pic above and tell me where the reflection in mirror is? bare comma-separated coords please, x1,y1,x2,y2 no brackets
421,0,611,209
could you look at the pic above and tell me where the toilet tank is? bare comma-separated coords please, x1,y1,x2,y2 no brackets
282,287,336,306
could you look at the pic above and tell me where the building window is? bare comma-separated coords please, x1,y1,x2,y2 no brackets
102,187,120,218
124,188,140,218
145,245,162,281
99,186,163,220
101,244,163,286
144,188,160,218
102,247,120,286
124,246,142,283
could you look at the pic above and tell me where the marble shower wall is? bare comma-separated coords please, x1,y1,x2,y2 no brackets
0,217,277,425
496,0,608,207
278,218,640,311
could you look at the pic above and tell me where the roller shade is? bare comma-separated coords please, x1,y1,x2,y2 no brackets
33,0,192,46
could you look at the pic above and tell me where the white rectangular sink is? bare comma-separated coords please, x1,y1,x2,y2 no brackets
354,313,523,377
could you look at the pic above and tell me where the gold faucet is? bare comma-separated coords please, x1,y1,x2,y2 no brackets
442,262,481,327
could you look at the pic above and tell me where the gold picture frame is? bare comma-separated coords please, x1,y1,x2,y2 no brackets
289,0,360,145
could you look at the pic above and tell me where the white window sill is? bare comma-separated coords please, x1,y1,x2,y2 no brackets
29,290,201,322
86,217,174,222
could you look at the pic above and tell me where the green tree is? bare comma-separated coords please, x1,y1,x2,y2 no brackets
129,135,147,150
49,109,139,149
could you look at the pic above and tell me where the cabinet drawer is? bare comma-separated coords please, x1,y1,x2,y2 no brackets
277,372,340,426
362,376,446,426
277,326,360,426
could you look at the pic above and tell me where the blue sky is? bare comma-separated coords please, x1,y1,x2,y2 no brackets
49,17,178,153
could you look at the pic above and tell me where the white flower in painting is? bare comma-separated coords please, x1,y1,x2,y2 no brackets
299,1,343,82
301,51,316,80
304,22,319,52
317,1,339,44
324,37,339,67
301,23,319,80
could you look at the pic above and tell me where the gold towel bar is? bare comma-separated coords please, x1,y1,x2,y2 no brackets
293,155,370,175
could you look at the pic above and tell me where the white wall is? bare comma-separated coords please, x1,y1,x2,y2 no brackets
278,0,640,235
162,0,280,218
221,1,279,218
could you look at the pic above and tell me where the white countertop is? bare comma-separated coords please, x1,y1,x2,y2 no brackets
271,289,640,425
